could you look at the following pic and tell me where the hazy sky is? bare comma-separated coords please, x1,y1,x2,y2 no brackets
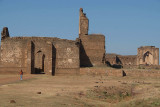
0,0,160,56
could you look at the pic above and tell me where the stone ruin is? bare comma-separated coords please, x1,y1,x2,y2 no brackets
0,8,159,75
79,8,105,67
0,8,106,75
106,46,159,68
137,46,159,65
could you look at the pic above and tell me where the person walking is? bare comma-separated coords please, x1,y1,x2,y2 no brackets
20,70,23,80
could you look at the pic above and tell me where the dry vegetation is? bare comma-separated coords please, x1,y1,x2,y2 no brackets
0,74,160,107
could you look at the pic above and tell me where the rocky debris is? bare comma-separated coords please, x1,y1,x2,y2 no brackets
78,91,85,97
56,93,60,96
37,92,41,94
94,86,99,88
10,100,16,103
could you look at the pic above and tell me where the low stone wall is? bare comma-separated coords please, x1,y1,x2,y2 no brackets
80,67,160,77
123,69,160,77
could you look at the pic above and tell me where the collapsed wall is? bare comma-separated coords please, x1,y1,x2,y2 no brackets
105,54,137,66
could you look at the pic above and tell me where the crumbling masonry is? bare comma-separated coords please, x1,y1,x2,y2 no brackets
0,8,106,75
105,46,159,67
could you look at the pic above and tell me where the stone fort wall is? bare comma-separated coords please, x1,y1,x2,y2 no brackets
0,36,80,75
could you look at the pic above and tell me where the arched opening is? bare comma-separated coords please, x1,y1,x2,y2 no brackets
143,51,153,65
34,50,45,74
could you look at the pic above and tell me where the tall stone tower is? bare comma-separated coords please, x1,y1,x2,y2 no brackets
79,8,89,36
79,8,106,67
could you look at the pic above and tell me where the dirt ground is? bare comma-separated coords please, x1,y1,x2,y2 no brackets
0,74,160,107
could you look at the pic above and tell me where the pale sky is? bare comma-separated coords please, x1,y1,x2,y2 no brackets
0,0,160,56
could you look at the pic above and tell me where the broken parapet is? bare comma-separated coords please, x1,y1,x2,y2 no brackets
1,27,10,40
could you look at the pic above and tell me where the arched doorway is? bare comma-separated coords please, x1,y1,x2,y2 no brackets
143,51,153,65
35,50,45,74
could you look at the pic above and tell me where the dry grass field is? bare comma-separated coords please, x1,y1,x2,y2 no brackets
0,73,160,107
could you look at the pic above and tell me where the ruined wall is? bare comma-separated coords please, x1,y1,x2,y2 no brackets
106,46,159,67
137,46,159,65
0,35,79,75
0,37,58,74
0,38,29,73
55,40,79,75
80,34,105,67
80,67,160,77
105,54,118,66
30,39,53,74
105,54,137,66
118,55,137,65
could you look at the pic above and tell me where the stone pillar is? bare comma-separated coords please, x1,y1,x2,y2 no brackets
79,8,89,36
44,42,53,75
27,41,32,74
27,41,35,74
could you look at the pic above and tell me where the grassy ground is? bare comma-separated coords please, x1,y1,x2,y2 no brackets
0,74,160,107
